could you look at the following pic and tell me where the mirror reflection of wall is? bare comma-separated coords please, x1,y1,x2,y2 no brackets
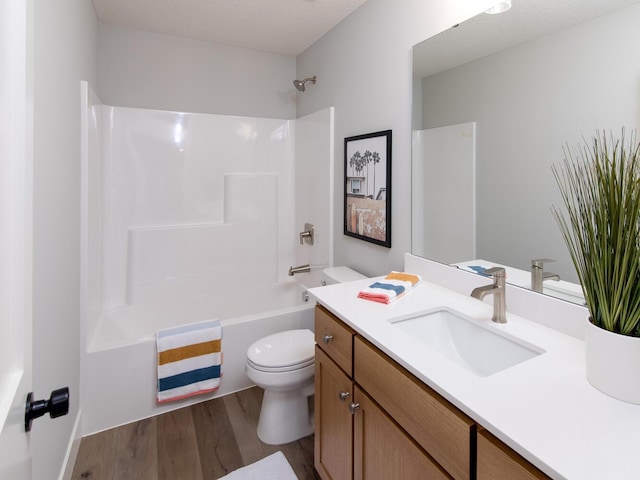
412,122,476,264
412,0,640,289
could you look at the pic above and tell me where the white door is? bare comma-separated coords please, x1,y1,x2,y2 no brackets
0,0,33,477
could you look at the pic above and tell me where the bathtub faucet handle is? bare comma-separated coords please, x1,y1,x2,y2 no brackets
299,223,314,245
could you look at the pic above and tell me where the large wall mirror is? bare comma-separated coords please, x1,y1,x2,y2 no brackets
412,0,640,303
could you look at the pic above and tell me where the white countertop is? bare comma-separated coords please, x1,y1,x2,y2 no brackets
309,276,640,480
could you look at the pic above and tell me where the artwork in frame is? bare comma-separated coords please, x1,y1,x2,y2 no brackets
344,130,392,247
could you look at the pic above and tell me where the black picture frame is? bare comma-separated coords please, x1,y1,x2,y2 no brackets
344,130,392,247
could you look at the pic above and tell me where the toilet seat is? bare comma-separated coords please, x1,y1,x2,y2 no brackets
247,357,314,373
247,329,315,372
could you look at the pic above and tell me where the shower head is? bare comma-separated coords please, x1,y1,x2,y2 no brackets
293,76,317,92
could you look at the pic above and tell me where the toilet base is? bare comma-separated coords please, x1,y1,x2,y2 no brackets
256,389,314,445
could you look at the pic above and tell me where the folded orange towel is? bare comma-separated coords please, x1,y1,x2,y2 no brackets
357,271,421,304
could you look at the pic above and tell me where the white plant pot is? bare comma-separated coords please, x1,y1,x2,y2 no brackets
585,320,640,404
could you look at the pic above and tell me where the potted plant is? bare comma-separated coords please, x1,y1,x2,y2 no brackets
552,130,640,404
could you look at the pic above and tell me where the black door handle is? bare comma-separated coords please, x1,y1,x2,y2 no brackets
25,387,69,432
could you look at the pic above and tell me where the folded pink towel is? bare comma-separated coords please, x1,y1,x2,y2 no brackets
357,271,421,304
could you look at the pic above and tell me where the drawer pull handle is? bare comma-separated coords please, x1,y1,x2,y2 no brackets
349,402,360,415
338,391,350,402
323,334,334,344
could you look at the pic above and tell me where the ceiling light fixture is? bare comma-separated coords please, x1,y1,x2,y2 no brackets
485,0,512,14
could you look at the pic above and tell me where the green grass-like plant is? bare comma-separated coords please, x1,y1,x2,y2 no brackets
552,130,640,337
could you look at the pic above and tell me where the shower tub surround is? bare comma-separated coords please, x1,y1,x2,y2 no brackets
80,82,334,434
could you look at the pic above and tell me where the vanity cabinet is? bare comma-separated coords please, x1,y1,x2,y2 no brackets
477,429,550,480
314,305,550,480
314,305,466,480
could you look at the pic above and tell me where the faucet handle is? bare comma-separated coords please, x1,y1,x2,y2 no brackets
483,267,505,277
531,258,555,268
299,223,315,245
483,267,506,286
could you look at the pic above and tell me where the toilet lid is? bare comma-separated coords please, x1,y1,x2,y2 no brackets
247,329,315,369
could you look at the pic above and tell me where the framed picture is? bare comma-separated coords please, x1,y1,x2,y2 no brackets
344,130,392,247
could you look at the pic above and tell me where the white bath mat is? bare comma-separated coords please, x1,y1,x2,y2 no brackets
217,451,298,480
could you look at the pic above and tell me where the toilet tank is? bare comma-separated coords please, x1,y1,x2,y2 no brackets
322,266,366,285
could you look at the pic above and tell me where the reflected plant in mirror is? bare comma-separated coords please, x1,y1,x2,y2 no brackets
411,0,640,304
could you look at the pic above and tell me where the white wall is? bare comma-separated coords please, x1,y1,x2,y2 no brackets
98,23,297,119
420,3,640,281
33,0,97,477
295,0,497,277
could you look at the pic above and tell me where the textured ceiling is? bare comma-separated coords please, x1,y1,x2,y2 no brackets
92,0,370,56
414,0,640,78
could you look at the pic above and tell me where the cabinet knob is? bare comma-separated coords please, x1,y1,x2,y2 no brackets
338,391,350,402
323,334,334,344
349,402,360,414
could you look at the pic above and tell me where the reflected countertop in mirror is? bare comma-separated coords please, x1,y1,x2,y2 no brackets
411,0,640,301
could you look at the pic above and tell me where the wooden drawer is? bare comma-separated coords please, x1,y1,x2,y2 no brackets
354,336,475,480
477,429,550,480
315,305,354,376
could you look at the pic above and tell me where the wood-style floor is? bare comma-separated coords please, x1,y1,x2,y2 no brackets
71,387,319,479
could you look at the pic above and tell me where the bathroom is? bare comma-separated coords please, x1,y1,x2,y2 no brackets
2,0,640,478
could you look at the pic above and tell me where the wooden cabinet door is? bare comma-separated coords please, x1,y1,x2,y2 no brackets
353,386,450,480
477,429,550,480
315,346,354,480
355,336,474,480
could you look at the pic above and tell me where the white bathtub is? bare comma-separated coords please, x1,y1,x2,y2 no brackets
81,273,326,436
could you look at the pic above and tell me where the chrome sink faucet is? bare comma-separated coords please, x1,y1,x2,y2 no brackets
530,258,560,293
470,267,507,323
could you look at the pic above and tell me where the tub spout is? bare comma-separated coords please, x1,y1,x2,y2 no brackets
289,264,311,276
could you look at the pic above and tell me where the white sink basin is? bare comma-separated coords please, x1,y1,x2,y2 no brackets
389,308,544,377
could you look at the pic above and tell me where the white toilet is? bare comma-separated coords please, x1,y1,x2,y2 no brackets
246,329,316,445
245,266,366,445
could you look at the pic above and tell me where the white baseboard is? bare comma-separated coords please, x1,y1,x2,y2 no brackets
59,410,82,480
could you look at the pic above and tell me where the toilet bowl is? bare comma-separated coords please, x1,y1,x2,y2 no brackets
245,329,316,445
245,266,367,445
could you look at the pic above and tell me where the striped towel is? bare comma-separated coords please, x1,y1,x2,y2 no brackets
357,271,422,304
156,319,222,404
